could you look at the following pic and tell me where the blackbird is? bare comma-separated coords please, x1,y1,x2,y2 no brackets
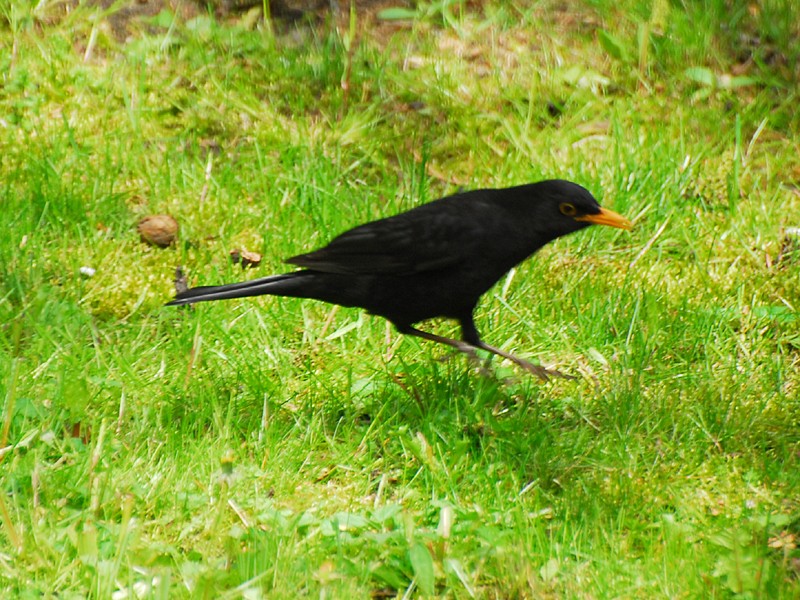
167,180,632,379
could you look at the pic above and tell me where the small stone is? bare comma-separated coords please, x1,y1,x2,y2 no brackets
137,215,179,248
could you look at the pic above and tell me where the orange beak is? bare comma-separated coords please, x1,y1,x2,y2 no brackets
575,207,632,230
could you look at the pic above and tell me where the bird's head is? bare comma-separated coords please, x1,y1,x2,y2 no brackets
530,180,632,237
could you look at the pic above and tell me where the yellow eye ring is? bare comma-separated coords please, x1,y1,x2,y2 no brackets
559,202,577,216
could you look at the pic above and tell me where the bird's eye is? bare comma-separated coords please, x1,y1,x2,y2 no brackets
559,202,577,216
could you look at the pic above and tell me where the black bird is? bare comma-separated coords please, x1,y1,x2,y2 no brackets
167,180,632,379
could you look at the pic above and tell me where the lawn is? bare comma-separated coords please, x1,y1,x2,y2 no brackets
1,0,799,597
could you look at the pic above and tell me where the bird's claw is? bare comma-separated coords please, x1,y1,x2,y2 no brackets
472,346,575,382
509,357,576,382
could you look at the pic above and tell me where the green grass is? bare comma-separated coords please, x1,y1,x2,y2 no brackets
1,0,799,597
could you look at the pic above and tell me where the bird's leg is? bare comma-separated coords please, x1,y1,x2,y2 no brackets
459,318,575,382
401,326,483,364
398,325,496,375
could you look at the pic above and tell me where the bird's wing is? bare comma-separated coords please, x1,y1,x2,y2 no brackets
286,205,478,275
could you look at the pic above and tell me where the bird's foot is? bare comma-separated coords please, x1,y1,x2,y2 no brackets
512,358,576,382
469,356,496,378
473,341,576,381
435,343,494,376
469,346,573,381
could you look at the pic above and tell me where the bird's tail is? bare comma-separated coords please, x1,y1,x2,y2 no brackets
165,273,308,306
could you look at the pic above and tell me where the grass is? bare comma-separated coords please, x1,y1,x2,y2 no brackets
1,0,799,597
